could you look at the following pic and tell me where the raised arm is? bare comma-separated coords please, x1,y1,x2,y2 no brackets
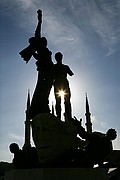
35,9,42,39
19,10,42,63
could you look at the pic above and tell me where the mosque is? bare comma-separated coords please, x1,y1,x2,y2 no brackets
4,9,120,180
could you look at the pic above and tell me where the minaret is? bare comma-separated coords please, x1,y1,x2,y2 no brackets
85,93,92,134
23,90,31,149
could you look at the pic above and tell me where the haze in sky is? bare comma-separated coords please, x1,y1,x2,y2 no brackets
0,0,120,162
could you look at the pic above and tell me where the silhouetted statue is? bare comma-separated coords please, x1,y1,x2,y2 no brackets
9,143,39,169
73,118,117,167
54,52,74,120
85,129,117,167
19,10,54,119
29,36,54,119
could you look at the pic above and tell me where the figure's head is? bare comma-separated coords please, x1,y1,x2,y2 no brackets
55,52,63,62
29,37,36,44
41,37,47,47
9,143,20,154
106,128,117,140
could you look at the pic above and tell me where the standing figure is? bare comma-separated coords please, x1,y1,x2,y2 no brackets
19,10,54,119
54,52,74,120
30,37,54,118
29,9,54,119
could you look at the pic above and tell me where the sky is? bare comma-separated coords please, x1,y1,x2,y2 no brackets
0,0,120,162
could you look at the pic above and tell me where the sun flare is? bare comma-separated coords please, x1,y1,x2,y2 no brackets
57,90,66,97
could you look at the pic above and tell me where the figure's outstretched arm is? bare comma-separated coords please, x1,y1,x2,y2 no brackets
67,66,74,76
35,9,42,38
72,116,91,140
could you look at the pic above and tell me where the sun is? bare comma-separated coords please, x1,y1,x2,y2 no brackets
57,90,66,97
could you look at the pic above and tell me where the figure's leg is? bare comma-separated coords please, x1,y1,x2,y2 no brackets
54,86,61,119
56,97,61,119
41,78,53,113
64,86,72,120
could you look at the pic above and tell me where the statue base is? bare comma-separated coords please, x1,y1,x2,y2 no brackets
5,168,109,180
32,113,78,163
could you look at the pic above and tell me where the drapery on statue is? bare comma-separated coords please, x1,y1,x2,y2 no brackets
54,52,74,120
19,10,54,119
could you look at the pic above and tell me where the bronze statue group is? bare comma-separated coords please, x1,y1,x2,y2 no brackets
19,9,74,121
9,10,118,170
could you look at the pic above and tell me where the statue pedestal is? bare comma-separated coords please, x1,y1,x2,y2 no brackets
32,113,78,163
5,168,109,180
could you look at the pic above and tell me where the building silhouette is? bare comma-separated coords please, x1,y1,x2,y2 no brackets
85,93,92,134
23,90,31,149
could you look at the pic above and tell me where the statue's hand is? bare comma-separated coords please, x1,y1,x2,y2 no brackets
37,9,42,22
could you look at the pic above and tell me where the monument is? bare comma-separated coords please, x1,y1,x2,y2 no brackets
5,9,120,180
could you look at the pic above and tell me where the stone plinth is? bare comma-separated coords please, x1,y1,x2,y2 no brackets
32,113,78,163
5,168,109,180
105,150,120,167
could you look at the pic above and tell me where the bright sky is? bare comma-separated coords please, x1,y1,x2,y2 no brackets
0,0,120,162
